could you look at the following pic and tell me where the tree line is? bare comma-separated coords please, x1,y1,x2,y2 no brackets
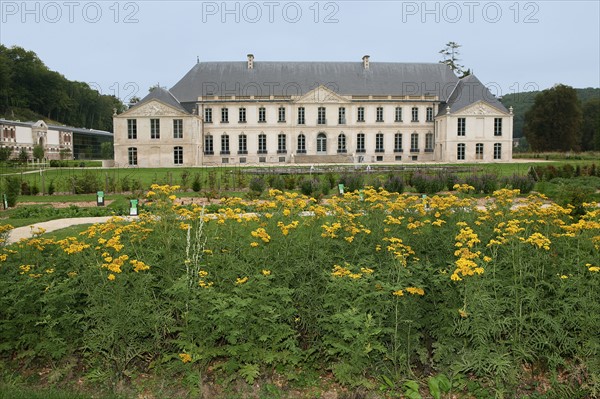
519,85,600,152
0,45,125,132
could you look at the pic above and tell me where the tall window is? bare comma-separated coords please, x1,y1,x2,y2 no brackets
494,118,502,136
476,143,484,160
150,119,160,139
426,107,433,122
411,107,419,122
337,133,346,153
297,133,306,153
395,107,402,122
239,108,246,123
457,118,466,136
221,134,230,154
258,107,266,123
174,146,183,165
356,133,365,153
425,133,434,152
278,133,287,153
221,108,229,123
204,108,212,123
127,119,137,139
258,133,267,154
317,132,327,153
394,133,403,152
173,119,183,139
376,107,384,122
494,143,502,159
338,107,346,124
298,107,305,124
317,107,326,124
238,134,247,154
278,107,286,122
204,135,214,154
128,147,137,166
457,143,466,160
375,133,384,152
410,133,419,152
357,107,365,122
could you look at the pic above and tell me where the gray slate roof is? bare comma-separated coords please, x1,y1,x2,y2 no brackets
438,74,508,116
131,86,188,113
169,62,460,103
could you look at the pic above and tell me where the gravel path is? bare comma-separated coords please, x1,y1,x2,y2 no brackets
6,216,137,244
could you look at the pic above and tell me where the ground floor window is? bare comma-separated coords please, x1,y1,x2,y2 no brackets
174,146,183,165
128,147,137,166
317,132,327,153
475,143,484,160
204,135,214,155
494,143,502,159
356,133,365,153
297,134,306,154
457,143,465,160
258,134,267,154
337,133,346,153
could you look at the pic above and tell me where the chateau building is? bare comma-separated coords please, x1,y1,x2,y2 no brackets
113,55,513,167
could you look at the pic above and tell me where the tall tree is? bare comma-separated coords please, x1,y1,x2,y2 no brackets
524,84,583,151
581,98,600,151
439,41,465,75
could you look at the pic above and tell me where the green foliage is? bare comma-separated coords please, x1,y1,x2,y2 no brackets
191,173,202,192
70,172,101,194
502,174,535,194
384,175,405,194
4,176,20,207
100,142,114,160
0,146,12,162
249,177,266,195
17,148,28,164
581,98,600,151
32,145,44,161
338,173,364,192
410,172,446,194
299,178,320,197
524,84,583,151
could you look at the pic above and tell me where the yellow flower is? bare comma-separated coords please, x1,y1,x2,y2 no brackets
360,267,374,275
261,269,271,276
392,290,404,297
406,287,425,296
560,275,568,279
108,274,116,281
179,353,192,363
250,242,259,247
236,276,249,285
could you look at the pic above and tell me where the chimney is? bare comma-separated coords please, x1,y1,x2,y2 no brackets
362,55,370,70
247,54,254,69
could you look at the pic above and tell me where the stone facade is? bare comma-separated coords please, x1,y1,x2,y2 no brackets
114,56,513,166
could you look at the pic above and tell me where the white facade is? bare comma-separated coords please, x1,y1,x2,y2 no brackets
113,57,513,167
1,119,74,160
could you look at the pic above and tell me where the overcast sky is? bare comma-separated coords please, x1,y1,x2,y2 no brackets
1,0,599,103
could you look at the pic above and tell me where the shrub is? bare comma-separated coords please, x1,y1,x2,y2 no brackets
339,173,364,193
269,175,286,191
480,174,499,194
192,174,202,192
411,172,445,194
299,178,320,197
47,179,55,195
4,176,20,207
71,172,101,194
502,174,535,194
249,177,266,195
383,175,404,194
284,175,297,190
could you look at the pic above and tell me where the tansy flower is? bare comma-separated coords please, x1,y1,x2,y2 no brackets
236,276,249,285
261,269,271,276
179,353,192,363
392,290,404,297
108,274,116,281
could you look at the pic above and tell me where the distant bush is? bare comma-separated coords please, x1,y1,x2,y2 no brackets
268,175,286,191
299,178,320,197
410,172,445,194
4,176,20,207
339,173,364,193
249,177,266,195
71,172,101,194
502,174,535,194
383,174,404,194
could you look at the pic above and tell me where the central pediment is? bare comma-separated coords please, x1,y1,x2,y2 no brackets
295,85,349,104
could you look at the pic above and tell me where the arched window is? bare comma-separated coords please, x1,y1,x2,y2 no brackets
258,133,267,154
317,132,327,154
297,133,306,154
174,146,183,164
375,132,384,153
221,134,230,154
337,133,346,153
